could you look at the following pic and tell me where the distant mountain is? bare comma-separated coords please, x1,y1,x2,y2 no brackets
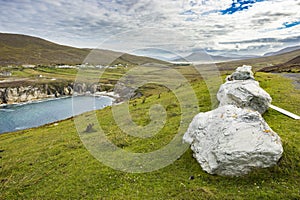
263,45,300,57
217,53,260,59
132,48,180,62
0,33,167,66
145,55,177,62
173,51,259,63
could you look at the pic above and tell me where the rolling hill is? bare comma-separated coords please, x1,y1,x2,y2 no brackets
0,33,167,66
258,55,300,72
1,33,299,73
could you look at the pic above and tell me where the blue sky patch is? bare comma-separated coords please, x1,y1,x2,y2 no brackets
282,21,300,29
277,21,300,30
220,0,265,15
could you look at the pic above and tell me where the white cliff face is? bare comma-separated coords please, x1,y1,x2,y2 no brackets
183,105,283,176
0,87,49,104
0,83,104,104
217,79,272,114
184,65,283,176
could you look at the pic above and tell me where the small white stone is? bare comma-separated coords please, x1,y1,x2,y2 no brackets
226,65,255,81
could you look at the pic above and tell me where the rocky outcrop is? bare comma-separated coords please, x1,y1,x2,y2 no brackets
0,82,117,104
183,105,283,176
0,86,48,104
72,83,113,94
184,65,283,176
217,65,271,114
217,79,272,114
113,82,136,101
63,86,73,95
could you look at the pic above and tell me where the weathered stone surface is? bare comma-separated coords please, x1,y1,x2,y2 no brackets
183,105,283,176
73,83,87,93
0,82,115,104
67,86,73,95
20,93,27,102
89,84,99,94
219,65,271,114
63,87,70,95
54,91,60,98
226,65,254,81
217,80,272,114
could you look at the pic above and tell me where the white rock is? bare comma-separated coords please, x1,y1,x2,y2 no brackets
217,80,272,114
64,87,70,95
226,65,254,81
183,105,283,176
20,93,27,102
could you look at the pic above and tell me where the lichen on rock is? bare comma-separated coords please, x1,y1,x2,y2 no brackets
183,105,283,176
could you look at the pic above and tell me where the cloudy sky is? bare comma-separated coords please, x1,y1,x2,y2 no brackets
0,0,300,58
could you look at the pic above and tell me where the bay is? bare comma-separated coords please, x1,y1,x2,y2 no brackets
0,96,113,134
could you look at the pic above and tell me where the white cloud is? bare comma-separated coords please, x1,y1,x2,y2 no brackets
0,0,299,56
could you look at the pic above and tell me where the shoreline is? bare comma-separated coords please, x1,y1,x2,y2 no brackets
0,93,119,135
0,91,120,108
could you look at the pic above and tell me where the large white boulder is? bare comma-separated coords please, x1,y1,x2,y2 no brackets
183,105,283,176
217,80,272,114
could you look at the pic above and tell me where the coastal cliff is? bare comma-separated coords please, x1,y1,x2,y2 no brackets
0,84,72,104
0,82,115,104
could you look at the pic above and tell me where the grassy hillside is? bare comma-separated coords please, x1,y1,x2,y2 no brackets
0,33,167,66
0,65,125,87
258,56,300,73
0,72,299,199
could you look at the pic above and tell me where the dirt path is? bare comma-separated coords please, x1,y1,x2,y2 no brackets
281,73,300,90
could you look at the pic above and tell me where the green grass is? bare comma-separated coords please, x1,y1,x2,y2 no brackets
0,65,129,89
0,72,299,199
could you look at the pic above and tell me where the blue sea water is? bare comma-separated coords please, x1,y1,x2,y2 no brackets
0,96,113,134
